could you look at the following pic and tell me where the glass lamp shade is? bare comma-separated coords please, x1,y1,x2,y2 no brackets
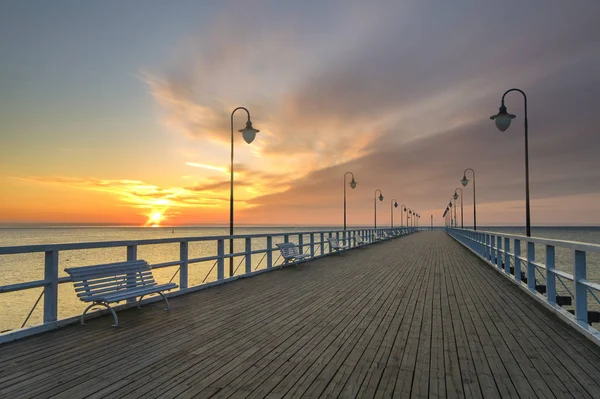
490,103,515,132
239,120,260,144
403,207,406,212
349,178,357,189
394,202,398,208
461,176,469,187
453,193,459,200
378,194,384,201
448,202,452,208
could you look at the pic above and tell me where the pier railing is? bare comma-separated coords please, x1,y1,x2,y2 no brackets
0,227,415,343
447,228,600,340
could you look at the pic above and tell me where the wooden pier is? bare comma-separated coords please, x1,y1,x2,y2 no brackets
1,231,600,398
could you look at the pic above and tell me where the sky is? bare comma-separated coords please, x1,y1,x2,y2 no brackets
1,0,599,227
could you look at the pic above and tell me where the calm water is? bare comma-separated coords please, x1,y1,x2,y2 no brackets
1,226,599,332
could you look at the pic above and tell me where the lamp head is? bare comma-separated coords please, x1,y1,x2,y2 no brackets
461,175,469,187
403,207,406,212
453,193,459,200
448,202,452,208
349,177,357,189
239,119,260,144
394,201,398,208
490,102,515,132
378,194,384,202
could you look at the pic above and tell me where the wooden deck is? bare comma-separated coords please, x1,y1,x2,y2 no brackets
2,231,600,398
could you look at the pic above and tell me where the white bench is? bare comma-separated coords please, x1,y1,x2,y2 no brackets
276,242,311,266
353,235,367,248
65,260,178,327
328,237,349,254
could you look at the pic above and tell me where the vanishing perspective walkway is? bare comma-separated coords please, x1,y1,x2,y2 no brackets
1,231,600,398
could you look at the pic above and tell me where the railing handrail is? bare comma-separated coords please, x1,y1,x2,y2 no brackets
453,227,600,252
0,227,402,255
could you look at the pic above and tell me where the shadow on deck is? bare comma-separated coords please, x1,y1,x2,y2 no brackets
1,231,600,398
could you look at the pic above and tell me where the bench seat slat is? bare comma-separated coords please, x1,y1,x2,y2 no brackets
74,277,156,293
84,283,177,303
76,282,158,298
73,271,154,288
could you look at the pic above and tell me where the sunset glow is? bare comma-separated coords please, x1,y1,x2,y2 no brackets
1,1,599,226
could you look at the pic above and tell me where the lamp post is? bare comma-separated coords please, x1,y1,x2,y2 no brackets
408,209,412,228
374,189,384,229
430,214,433,231
490,88,531,237
448,201,453,227
400,204,407,227
461,168,476,230
390,199,398,229
454,188,463,229
343,172,357,230
229,107,259,277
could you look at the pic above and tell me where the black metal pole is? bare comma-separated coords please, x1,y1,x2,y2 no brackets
501,89,530,237
374,189,382,229
230,107,251,277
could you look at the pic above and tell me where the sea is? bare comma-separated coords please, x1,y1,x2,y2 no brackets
1,226,599,333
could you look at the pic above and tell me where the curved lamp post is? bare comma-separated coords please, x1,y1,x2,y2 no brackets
454,188,463,229
343,172,357,230
448,201,453,227
374,189,384,229
229,107,259,277
390,199,398,229
407,209,412,228
400,204,407,227
461,168,476,230
490,88,531,237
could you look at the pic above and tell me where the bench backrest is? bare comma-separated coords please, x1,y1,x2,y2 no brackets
65,260,156,300
276,242,301,258
328,237,340,247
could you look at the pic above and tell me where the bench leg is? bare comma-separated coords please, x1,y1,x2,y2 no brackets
81,302,119,327
138,293,170,311
159,292,171,311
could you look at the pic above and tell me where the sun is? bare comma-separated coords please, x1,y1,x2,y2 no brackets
146,210,165,227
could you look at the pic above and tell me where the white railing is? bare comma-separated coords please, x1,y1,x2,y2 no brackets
446,228,600,339
0,227,416,343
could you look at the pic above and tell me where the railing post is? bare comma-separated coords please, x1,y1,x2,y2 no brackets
320,233,325,255
126,245,137,303
504,238,510,275
527,242,536,292
496,236,502,268
284,234,289,244
485,234,490,260
298,234,304,255
546,245,556,306
180,241,188,289
328,232,333,253
490,236,496,264
266,236,273,269
43,250,59,324
217,239,224,280
310,233,315,257
514,239,521,283
574,250,588,324
245,237,252,274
